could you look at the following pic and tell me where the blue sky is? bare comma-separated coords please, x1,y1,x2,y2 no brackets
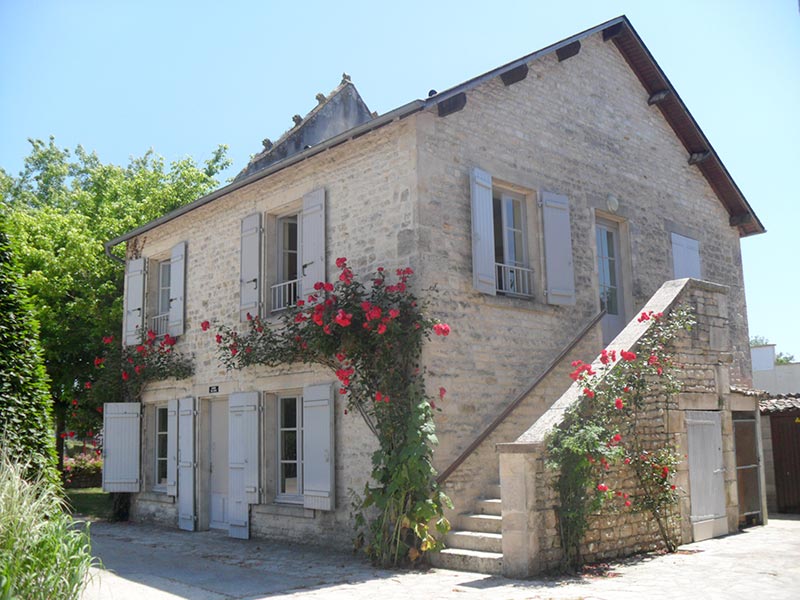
2,1,799,359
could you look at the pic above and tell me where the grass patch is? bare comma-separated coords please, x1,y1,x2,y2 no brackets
66,487,112,521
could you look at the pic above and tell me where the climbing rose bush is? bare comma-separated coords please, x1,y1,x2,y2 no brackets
547,306,695,570
211,259,452,566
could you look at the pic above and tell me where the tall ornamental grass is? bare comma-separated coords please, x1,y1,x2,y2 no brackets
0,450,96,599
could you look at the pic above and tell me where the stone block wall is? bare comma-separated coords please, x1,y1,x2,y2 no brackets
499,279,760,576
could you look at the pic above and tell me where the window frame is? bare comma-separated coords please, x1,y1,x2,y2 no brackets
491,185,535,299
275,392,304,504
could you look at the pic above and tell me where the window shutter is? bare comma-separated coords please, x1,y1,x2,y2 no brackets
471,167,497,295
542,191,576,305
228,391,260,539
240,213,262,322
671,233,701,279
166,399,178,496
102,403,141,493
177,396,196,531
300,188,326,297
168,241,186,337
302,383,335,511
123,258,146,345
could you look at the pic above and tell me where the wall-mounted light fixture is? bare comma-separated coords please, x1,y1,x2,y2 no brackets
606,194,620,213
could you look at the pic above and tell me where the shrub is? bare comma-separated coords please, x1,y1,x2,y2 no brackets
0,449,96,599
0,216,57,483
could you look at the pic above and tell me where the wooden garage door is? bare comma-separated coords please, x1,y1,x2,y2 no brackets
771,413,800,513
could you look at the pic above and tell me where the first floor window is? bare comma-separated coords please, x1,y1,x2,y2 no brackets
155,406,168,487
278,395,303,499
149,260,171,336
493,192,532,297
272,215,300,311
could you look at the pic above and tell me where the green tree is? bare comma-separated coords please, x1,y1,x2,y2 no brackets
1,137,229,463
0,212,58,483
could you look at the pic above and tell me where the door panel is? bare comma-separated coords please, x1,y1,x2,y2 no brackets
686,411,728,541
209,399,229,530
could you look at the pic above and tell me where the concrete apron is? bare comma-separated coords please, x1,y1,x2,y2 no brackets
82,516,800,600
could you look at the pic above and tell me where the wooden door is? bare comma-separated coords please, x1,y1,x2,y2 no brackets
771,413,800,513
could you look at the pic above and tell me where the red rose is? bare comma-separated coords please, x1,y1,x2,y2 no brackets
583,388,595,399
624,500,632,507
323,282,334,292
72,399,78,406
621,350,637,361
377,324,387,335
389,309,400,320
201,320,210,331
336,257,347,269
336,353,346,362
612,433,622,443
614,398,624,410
102,335,114,344
314,282,324,291
230,346,238,356
433,323,450,336
597,483,608,492
215,334,223,344
147,330,157,342
94,357,105,367
439,387,446,399
334,310,352,327
122,371,129,381
84,382,92,390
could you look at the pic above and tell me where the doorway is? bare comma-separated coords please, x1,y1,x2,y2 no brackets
208,398,229,530
686,410,728,541
596,218,625,345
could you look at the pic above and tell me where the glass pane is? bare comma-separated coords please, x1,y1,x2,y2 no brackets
281,398,297,428
281,463,298,494
606,286,619,315
511,198,522,230
605,230,616,260
607,258,617,288
282,431,297,461
505,230,517,264
493,197,503,263
157,433,167,459
283,220,298,252
157,408,168,433
160,262,171,288
157,459,167,483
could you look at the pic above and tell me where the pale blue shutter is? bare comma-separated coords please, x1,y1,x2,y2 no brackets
177,396,196,531
671,233,701,279
240,213,262,321
228,391,260,539
302,383,335,511
300,189,326,297
542,191,576,305
124,258,146,345
471,167,496,295
102,403,141,492
166,399,178,496
168,241,186,337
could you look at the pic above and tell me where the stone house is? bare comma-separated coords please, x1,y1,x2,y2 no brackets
102,16,766,574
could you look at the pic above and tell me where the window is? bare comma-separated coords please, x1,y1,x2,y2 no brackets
492,192,532,296
155,406,168,488
596,218,626,345
470,167,574,304
123,241,186,345
277,394,303,501
272,215,300,312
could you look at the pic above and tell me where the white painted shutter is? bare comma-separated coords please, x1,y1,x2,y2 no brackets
228,391,260,539
123,258,146,345
470,167,496,295
166,399,178,496
686,411,726,522
671,232,701,279
302,383,335,511
542,191,576,305
168,241,186,337
177,396,196,531
102,403,141,492
240,213,262,321
300,188,326,297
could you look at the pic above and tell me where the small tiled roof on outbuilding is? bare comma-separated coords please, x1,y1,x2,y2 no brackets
759,394,800,415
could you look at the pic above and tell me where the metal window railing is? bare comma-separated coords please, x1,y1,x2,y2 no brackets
271,278,300,312
150,313,169,337
495,263,534,298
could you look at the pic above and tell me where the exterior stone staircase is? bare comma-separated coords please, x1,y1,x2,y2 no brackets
432,484,504,574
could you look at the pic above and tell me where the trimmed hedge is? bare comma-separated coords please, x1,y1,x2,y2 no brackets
0,214,57,483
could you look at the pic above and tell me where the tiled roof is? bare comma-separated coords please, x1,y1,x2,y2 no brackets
759,394,800,414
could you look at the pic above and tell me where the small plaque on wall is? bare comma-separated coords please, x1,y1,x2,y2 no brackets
209,386,220,394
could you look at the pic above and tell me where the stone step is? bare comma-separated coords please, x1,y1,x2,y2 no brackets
475,498,502,516
431,548,503,575
446,530,503,553
459,513,502,534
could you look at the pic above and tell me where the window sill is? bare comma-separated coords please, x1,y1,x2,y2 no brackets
138,490,175,504
253,502,314,519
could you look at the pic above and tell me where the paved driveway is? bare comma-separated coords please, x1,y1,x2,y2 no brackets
82,516,799,599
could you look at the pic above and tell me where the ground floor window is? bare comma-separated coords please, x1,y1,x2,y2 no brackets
277,394,303,501
155,405,168,488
